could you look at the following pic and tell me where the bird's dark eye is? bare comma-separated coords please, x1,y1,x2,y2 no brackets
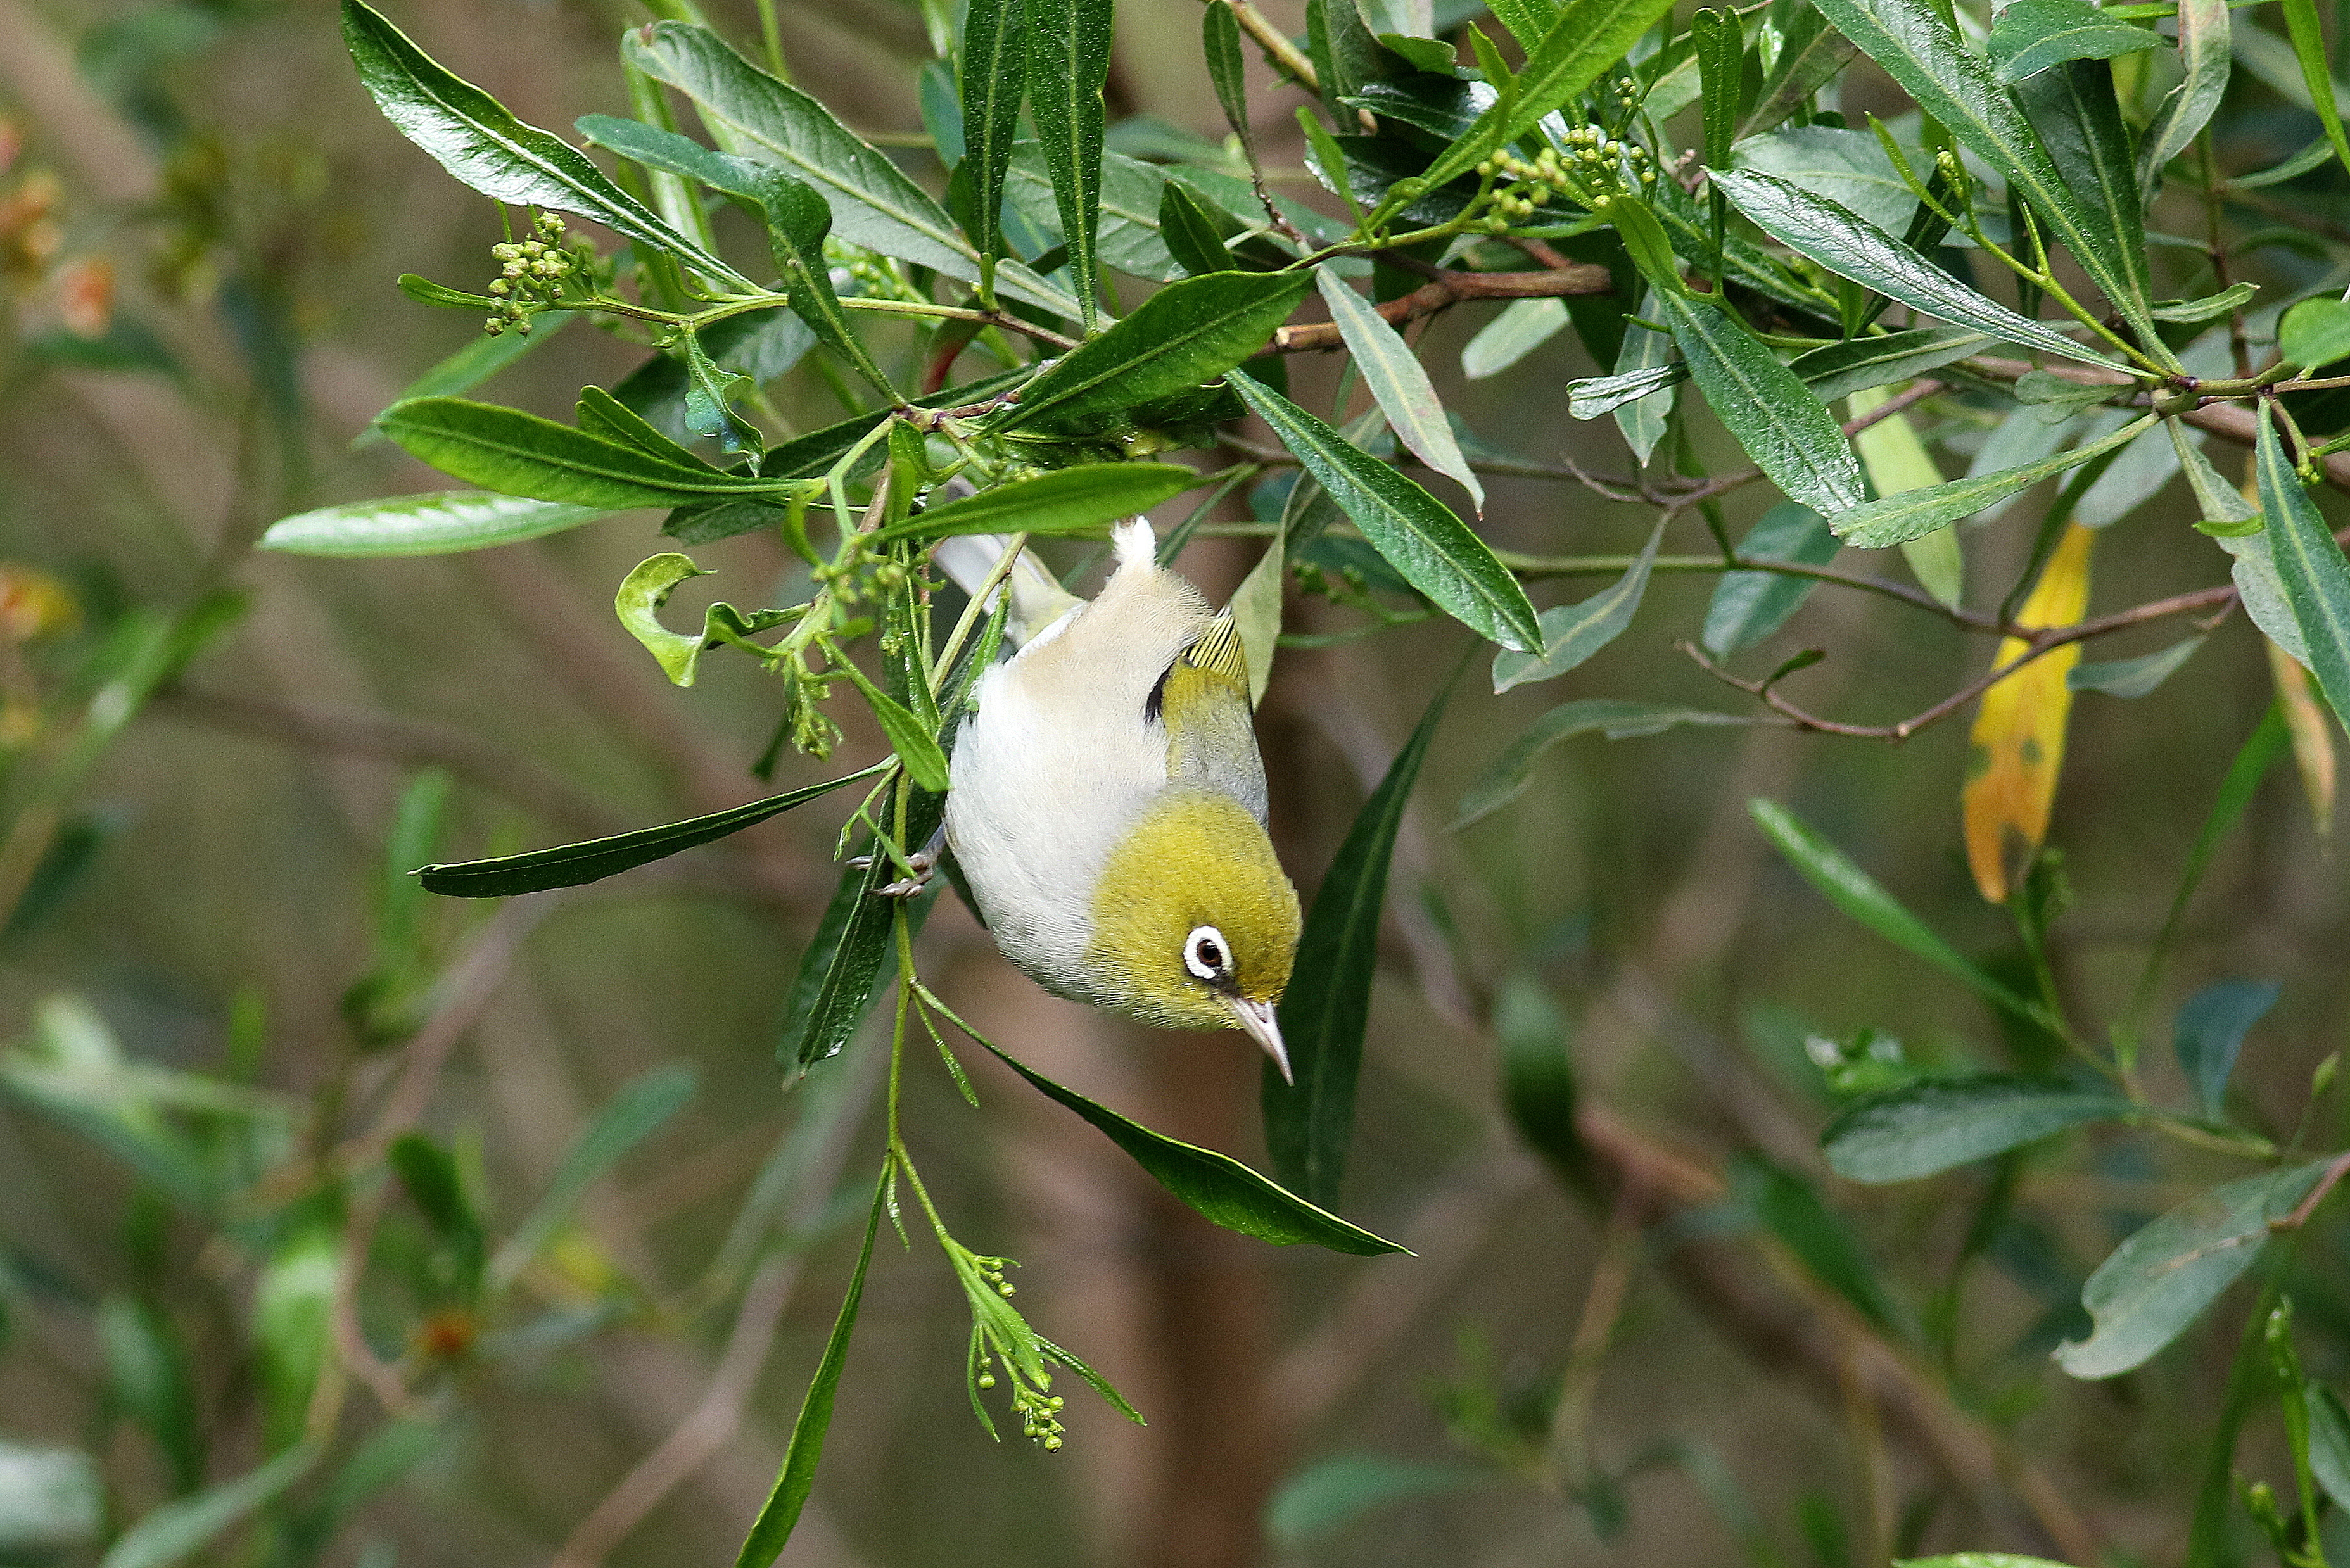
1183,925,1230,983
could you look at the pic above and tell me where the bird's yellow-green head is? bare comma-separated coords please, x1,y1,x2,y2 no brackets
1084,787,1302,1077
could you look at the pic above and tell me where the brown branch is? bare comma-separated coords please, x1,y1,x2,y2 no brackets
1267,267,1613,354
1221,0,1319,91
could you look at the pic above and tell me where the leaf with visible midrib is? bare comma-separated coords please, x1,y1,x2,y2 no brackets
1265,674,1453,1207
1653,291,1866,518
2257,403,2350,730
259,491,611,557
974,1035,1405,1255
341,1,751,292
1027,0,1113,329
732,1171,886,1568
374,398,784,509
1456,700,1751,827
958,0,1027,270
1711,170,2126,370
784,787,944,1073
1492,519,1668,692
1001,270,1309,432
876,464,1199,541
1226,375,1542,652
1820,1073,2131,1182
1830,415,2154,548
418,766,882,897
1316,267,1483,512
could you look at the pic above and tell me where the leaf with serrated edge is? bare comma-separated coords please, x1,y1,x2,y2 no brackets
1317,268,1483,512
1712,170,2126,370
341,1,751,291
1226,374,1541,652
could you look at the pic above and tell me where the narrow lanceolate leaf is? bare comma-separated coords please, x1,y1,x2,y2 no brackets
622,23,1076,318
1317,268,1483,512
1799,0,2161,351
1990,0,2163,82
101,1445,321,1568
1227,376,1542,652
977,1038,1405,1254
830,661,950,792
373,398,785,509
493,1065,697,1284
2169,419,2262,532
2173,978,2279,1120
340,2,750,291
1704,502,1839,655
1850,384,1962,607
1822,1073,2131,1182
2280,0,2350,176
259,491,611,557
1159,182,1238,276
1790,328,1994,405
1832,415,2154,548
1964,520,2092,902
2055,1160,2332,1379
1493,519,1666,692
2281,298,2350,370
879,464,1198,541
2069,636,2207,698
1653,289,1867,518
1266,676,1452,1208
2256,405,2350,731
1611,292,1676,462
1414,0,1681,191
733,1172,886,1568
1712,172,2126,371
958,0,1027,274
2269,641,2337,838
2138,0,2232,193
1456,700,1751,826
1203,2,1254,148
784,788,944,1073
1748,798,2044,1024
1003,270,1309,433
1740,10,1862,138
417,766,882,897
1693,8,1744,173
2016,61,2152,310
1027,0,1114,330
1463,298,1570,380
1570,362,1689,419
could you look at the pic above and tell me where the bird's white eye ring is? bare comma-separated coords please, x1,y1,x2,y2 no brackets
1184,925,1229,982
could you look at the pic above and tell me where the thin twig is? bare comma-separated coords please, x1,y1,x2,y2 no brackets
1267,266,1613,353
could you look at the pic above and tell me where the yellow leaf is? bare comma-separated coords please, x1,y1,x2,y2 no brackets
1963,521,2095,902
1851,386,1962,607
2268,639,2337,840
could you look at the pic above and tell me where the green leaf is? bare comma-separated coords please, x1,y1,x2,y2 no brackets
1653,289,1867,517
1831,414,2154,548
2069,635,2207,697
613,552,784,688
1264,675,1451,1208
1462,297,1569,380
958,0,1027,274
2280,0,2350,178
2164,420,2262,533
732,1171,886,1568
418,766,880,897
2140,0,2233,193
1226,375,1542,652
2016,61,2152,310
100,1446,319,1568
1456,699,1751,827
1800,0,2162,350
1485,0,1561,47
1748,798,2044,1024
387,1134,486,1299
1990,0,2162,80
1569,361,1689,419
682,330,763,465
2280,298,2350,369
1742,1158,1905,1332
259,490,610,557
0,1441,102,1555
2257,404,2350,729
623,23,1076,318
1027,0,1113,330
2173,978,2278,1120
1739,10,1862,138
1712,171,2125,371
1411,0,1681,193
98,1297,203,1493
1732,124,1930,234
974,1035,1406,1255
366,310,576,420
1495,975,1586,1182
1001,270,1309,433
785,787,945,1073
829,661,950,793
1492,519,1667,692
491,1063,697,1287
877,464,1198,541
395,273,499,310
578,385,706,465
1610,291,1677,462
1821,1073,2130,1182
1693,8,1744,174
1266,1455,1490,1548
1203,1,1254,148
340,1,750,291
1231,534,1286,707
2308,1384,2350,1513
1316,267,1483,512
374,398,778,509
2150,281,2258,325
1703,502,1839,654
1158,181,1238,277
2054,1160,2334,1378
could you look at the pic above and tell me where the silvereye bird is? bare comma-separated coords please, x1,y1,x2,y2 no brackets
935,519,1303,1079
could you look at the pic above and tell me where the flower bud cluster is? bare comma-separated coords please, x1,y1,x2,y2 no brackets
1474,131,1655,229
483,212,588,336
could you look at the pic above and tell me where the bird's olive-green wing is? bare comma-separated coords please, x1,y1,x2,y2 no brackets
1149,613,1266,812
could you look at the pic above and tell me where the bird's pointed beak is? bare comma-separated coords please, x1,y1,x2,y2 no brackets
1225,997,1292,1084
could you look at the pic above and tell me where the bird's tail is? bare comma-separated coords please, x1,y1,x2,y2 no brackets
930,533,1086,647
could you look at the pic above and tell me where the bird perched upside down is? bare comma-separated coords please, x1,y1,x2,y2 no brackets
934,520,1302,1079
